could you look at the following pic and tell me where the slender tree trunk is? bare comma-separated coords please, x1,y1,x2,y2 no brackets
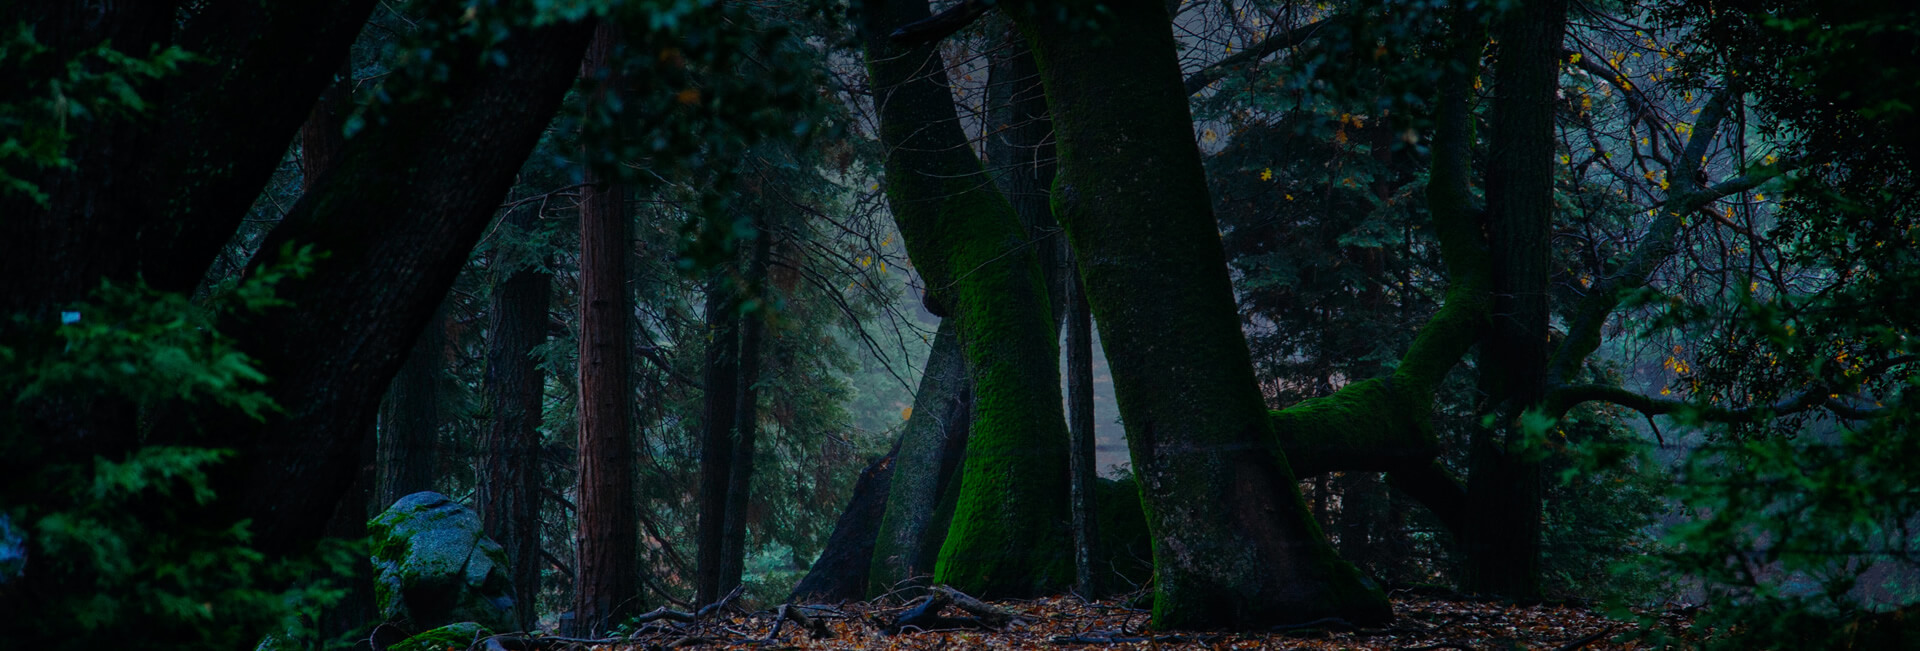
695,268,740,606
867,321,973,595
863,0,1073,598
718,215,772,596
573,23,640,634
1010,0,1389,628
378,304,446,508
1461,0,1568,602
480,208,552,631
1064,256,1101,598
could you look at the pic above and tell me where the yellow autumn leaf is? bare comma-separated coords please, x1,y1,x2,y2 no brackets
901,407,912,420
1260,168,1273,181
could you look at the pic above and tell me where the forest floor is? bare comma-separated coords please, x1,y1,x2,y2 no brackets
545,591,1686,650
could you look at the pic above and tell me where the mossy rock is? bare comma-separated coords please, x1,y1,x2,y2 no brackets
369,492,516,633
387,622,491,651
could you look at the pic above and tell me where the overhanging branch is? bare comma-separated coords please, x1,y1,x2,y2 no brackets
890,0,995,45
1183,18,1335,95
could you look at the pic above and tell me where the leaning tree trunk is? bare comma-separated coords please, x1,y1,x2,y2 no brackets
1010,0,1390,628
867,321,973,595
863,0,1072,598
480,205,553,631
1462,0,1567,602
198,12,598,560
572,21,641,636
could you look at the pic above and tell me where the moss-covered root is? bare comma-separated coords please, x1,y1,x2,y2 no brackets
1012,0,1389,628
862,0,1072,597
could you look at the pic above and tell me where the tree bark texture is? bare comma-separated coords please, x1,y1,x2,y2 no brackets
1011,0,1390,628
377,304,446,509
480,207,553,631
985,26,1066,327
1462,0,1568,602
573,21,641,635
863,0,1073,598
868,321,973,595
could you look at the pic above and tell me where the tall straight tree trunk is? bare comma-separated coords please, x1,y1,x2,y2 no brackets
1462,0,1568,602
1063,256,1100,598
1010,0,1390,628
863,0,1072,598
378,304,446,508
573,23,640,634
481,206,552,632
867,321,972,595
718,215,773,596
694,267,741,606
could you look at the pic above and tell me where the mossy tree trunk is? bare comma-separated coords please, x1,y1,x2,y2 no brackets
863,0,1072,598
1460,0,1568,602
1010,0,1389,628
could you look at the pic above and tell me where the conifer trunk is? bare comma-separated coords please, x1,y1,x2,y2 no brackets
1461,0,1568,602
695,267,740,605
573,23,640,634
480,206,552,631
377,305,445,508
719,216,773,596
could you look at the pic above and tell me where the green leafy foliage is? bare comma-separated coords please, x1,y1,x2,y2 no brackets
0,22,193,204
0,246,353,648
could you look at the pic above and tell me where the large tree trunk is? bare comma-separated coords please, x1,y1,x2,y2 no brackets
377,305,446,508
695,268,741,606
1461,0,1568,602
200,11,597,561
985,26,1066,325
718,215,773,597
1010,0,1390,628
304,70,380,650
867,322,973,596
862,0,1072,598
480,207,553,632
572,21,641,635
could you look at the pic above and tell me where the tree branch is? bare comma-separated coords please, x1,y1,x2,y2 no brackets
1183,18,1335,95
889,0,994,46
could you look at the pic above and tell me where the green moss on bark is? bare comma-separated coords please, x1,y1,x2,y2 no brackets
1012,0,1388,628
863,0,1072,598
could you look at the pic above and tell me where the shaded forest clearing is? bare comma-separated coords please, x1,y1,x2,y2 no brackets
407,592,1668,651
7,0,1920,649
